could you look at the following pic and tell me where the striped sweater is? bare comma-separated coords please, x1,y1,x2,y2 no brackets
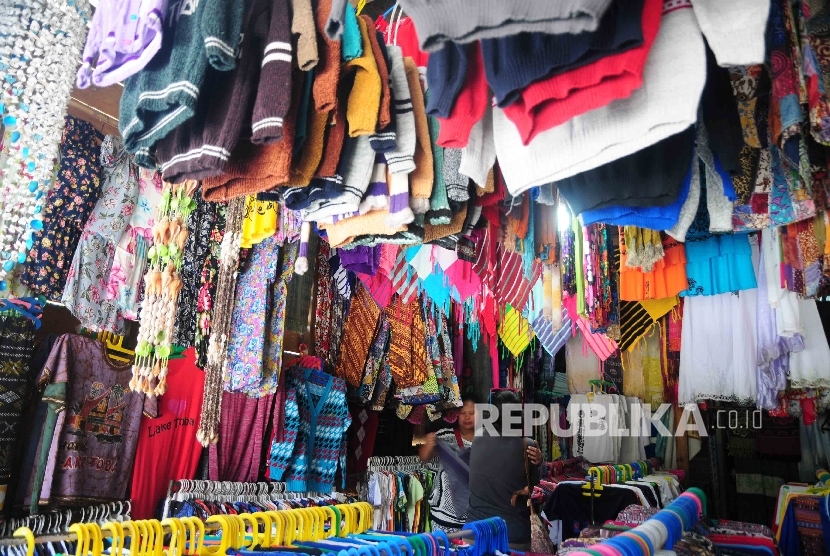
120,0,246,166
268,358,351,493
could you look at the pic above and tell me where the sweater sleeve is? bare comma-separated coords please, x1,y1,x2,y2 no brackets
269,385,299,481
201,0,246,71
437,41,488,148
76,1,104,88
425,42,468,118
291,0,319,71
459,104,496,187
326,0,349,39
691,0,770,66
251,0,294,145
385,45,417,175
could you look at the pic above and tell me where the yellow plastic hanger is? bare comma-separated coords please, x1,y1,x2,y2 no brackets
150,520,166,556
68,523,89,556
582,468,604,496
264,511,285,547
13,527,35,556
251,512,274,548
236,514,258,549
103,521,124,556
356,502,373,532
202,515,233,556
282,510,297,546
161,518,182,556
319,506,338,539
135,520,151,556
85,523,104,556
181,516,205,556
122,521,138,556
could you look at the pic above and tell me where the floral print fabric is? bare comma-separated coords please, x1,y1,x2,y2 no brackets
20,116,102,300
225,236,281,393
61,136,138,333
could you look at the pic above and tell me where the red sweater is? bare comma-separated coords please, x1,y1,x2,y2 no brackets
503,0,663,144
437,41,489,148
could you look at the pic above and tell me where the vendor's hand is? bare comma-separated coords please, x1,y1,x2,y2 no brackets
424,433,437,450
527,445,542,465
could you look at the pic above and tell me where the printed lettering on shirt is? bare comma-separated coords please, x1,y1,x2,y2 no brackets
147,417,196,438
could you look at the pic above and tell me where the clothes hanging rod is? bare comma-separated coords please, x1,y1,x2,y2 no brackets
68,96,119,124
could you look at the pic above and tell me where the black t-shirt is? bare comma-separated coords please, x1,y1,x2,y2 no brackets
543,483,640,540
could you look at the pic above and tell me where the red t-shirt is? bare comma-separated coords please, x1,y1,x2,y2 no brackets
129,349,204,519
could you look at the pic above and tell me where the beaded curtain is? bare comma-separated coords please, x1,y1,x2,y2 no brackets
0,0,92,287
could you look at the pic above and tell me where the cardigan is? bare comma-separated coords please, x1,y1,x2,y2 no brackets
268,358,351,493
76,0,166,89
120,0,246,165
493,0,706,196
397,0,614,52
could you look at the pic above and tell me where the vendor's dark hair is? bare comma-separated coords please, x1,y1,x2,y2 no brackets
489,390,522,433
461,392,479,404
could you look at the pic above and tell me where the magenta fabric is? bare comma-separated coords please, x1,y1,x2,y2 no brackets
208,391,275,481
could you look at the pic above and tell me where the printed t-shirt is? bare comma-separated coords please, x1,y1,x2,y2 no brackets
36,334,156,505
130,348,204,519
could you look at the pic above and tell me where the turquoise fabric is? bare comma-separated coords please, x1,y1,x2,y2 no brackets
341,4,363,61
681,232,757,297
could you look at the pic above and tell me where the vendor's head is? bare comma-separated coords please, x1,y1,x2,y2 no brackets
483,389,523,436
458,393,478,434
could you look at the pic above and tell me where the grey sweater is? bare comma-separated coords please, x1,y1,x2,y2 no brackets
466,431,539,544
397,0,614,52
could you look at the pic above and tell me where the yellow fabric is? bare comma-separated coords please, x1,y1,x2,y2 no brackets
640,296,678,321
345,16,381,137
642,325,664,405
498,305,534,356
241,196,279,248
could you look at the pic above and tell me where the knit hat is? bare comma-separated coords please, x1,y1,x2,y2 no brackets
384,45,417,175
291,0,318,71
443,148,470,204
336,282,381,387
346,17,382,137
288,108,329,186
313,0,342,113
425,42,467,118
250,0,294,145
405,57,434,207
361,16,392,132
459,105,496,188
502,0,661,145
397,0,613,52
436,41,488,148
494,1,706,195
369,36,398,153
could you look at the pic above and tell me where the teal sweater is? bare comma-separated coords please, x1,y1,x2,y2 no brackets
120,0,245,166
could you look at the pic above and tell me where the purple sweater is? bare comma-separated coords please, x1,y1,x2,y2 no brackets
76,0,167,89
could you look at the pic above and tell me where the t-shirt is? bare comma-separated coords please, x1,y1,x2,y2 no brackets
36,334,156,505
130,348,204,519
466,430,538,544
544,483,640,541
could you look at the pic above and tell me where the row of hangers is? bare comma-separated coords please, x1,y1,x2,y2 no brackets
0,502,131,539
168,480,344,503
366,456,438,472
6,505,508,556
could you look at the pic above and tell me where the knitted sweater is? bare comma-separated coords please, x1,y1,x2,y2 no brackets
346,16,382,137
494,0,706,196
397,0,614,52
156,0,279,182
268,360,351,493
481,0,645,107
120,0,246,163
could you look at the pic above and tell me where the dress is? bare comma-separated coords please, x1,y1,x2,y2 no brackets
106,167,163,321
429,428,471,533
224,236,281,393
19,116,103,300
61,136,139,334
678,290,758,405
